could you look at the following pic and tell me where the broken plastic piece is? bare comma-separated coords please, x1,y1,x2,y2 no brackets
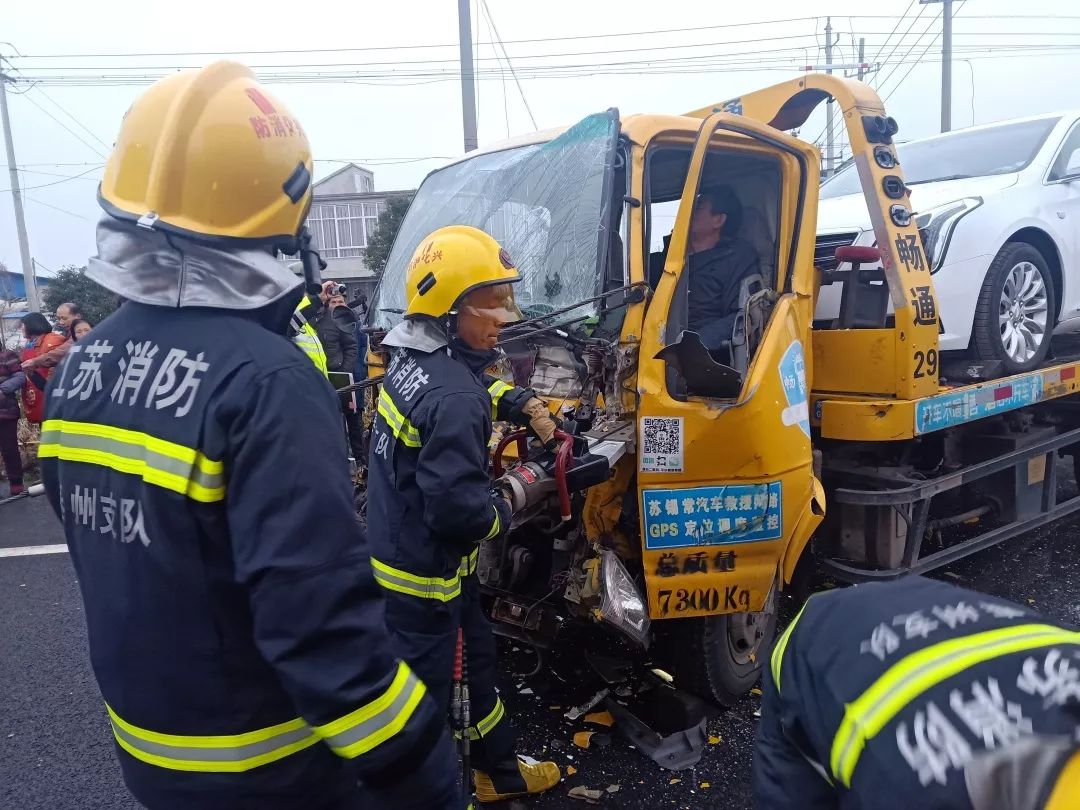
669,778,681,785
573,731,595,749
708,735,721,745
567,765,578,776
568,786,604,804
605,686,708,771
584,710,615,727
700,782,711,789
564,688,610,720
606,784,620,793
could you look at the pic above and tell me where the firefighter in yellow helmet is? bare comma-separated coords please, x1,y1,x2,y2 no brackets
39,62,459,809
366,225,562,802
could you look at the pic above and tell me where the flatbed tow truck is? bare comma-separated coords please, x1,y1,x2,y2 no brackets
362,73,1080,706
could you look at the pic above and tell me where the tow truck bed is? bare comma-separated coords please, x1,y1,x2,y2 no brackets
812,347,1080,442
814,340,1080,581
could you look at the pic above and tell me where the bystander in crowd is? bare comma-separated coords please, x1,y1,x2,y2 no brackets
22,302,84,371
0,347,26,497
19,312,65,426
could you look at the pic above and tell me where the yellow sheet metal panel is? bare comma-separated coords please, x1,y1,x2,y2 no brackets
817,397,917,441
638,298,820,618
812,329,896,396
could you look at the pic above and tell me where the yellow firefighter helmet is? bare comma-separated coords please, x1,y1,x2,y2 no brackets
403,225,521,320
98,61,313,249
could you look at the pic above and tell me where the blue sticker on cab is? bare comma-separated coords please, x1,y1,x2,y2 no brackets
642,482,783,549
779,341,810,436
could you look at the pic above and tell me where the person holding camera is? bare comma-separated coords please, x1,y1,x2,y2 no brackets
314,282,360,375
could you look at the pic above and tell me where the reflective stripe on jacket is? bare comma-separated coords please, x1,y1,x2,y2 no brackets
39,301,443,809
366,340,512,601
759,577,1080,810
291,296,329,377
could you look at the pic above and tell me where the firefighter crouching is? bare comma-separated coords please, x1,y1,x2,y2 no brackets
39,62,458,810
366,225,561,803
756,577,1080,809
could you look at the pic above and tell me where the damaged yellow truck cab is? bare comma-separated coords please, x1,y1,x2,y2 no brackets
627,75,940,622
366,74,957,706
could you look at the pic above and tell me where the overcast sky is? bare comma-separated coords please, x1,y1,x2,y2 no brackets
2,0,1078,274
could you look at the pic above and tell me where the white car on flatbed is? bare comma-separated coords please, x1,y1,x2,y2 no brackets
817,112,1080,375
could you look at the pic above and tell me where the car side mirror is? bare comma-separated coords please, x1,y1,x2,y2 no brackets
654,330,743,399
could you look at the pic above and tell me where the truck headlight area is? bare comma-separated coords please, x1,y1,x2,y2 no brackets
598,550,651,648
915,196,982,272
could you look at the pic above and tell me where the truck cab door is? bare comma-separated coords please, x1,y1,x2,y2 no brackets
637,112,824,621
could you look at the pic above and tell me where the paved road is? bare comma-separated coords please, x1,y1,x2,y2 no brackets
2,489,1079,810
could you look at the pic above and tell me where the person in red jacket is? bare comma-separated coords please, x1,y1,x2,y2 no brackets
21,301,85,372
0,348,26,496
19,312,66,425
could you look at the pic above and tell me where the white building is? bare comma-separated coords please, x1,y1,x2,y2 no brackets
306,163,412,302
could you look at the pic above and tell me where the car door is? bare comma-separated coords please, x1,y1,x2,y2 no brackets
636,111,823,621
1044,119,1080,323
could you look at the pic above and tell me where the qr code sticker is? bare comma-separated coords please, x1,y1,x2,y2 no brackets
640,416,683,473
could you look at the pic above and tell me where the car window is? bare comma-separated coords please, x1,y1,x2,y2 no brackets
1049,122,1080,181
821,117,1061,198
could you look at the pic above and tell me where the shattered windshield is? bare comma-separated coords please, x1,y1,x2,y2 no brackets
371,110,619,327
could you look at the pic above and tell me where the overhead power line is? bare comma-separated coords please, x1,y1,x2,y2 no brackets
29,86,112,150
481,0,536,129
0,164,103,193
21,193,94,222
8,14,1080,59
15,91,108,158
884,1,970,104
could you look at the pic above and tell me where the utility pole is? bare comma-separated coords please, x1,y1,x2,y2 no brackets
920,0,954,133
0,68,38,312
457,0,479,152
824,17,835,178
857,37,867,82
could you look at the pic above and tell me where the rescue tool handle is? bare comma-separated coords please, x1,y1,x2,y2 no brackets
492,430,530,478
453,627,464,681
491,428,574,522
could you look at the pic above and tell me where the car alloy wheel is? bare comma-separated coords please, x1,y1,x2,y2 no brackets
998,260,1049,365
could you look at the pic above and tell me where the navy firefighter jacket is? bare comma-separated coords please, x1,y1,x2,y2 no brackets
39,301,444,810
365,334,532,602
757,577,1080,810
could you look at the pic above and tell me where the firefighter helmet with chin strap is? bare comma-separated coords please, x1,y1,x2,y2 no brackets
403,226,521,321
98,61,313,251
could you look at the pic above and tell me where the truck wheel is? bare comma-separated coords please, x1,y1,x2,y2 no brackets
971,243,1055,374
654,589,777,707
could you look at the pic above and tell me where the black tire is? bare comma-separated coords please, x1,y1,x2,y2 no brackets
653,590,778,707
971,243,1056,374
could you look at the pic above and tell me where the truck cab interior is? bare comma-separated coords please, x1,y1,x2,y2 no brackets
642,138,784,396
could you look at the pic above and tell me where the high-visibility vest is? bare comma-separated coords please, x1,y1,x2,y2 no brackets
290,296,329,377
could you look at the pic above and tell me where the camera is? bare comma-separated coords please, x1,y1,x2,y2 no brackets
327,283,347,297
